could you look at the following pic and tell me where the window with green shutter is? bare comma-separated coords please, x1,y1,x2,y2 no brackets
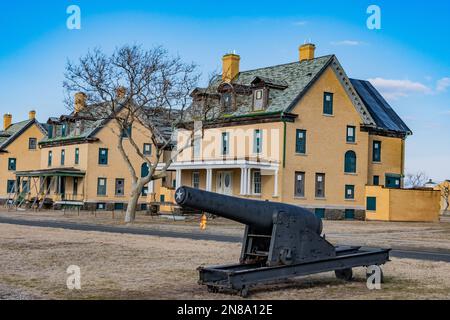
373,175,380,186
344,151,357,173
345,185,355,199
323,92,334,115
295,129,306,154
97,178,107,196
48,151,52,167
373,141,381,162
75,148,80,165
98,148,108,165
253,129,262,154
366,197,377,211
8,158,16,171
7,180,16,193
60,149,65,165
346,126,356,143
221,132,229,155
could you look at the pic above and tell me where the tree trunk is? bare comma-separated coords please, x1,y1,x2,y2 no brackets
125,188,140,223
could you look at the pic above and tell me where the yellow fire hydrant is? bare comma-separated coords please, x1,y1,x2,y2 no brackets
200,213,207,230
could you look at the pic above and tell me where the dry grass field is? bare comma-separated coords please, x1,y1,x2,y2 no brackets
0,222,449,300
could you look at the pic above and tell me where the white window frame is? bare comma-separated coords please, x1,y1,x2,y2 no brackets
252,170,262,195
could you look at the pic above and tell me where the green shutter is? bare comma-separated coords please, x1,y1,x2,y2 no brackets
323,92,333,115
366,197,377,211
345,209,355,220
296,129,306,154
315,208,325,219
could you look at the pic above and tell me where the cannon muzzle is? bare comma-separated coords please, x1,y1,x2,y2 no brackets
175,186,322,235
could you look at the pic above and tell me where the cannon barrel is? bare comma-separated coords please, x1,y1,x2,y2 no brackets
175,186,322,234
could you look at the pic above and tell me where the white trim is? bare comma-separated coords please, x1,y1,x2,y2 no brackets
206,169,212,191
171,159,279,171
273,169,279,197
175,170,182,190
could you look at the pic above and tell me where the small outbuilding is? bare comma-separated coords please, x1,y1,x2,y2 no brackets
365,186,441,222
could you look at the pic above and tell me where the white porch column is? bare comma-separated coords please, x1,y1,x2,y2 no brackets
175,169,182,190
240,168,247,195
246,168,252,195
206,169,212,191
148,180,155,194
273,169,279,197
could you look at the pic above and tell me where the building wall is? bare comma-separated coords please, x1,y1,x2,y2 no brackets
281,66,369,210
40,118,170,208
0,123,45,199
366,186,440,222
367,135,404,187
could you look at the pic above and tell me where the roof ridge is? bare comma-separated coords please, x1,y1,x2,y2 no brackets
235,54,334,75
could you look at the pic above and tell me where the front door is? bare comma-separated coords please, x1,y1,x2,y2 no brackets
216,171,233,195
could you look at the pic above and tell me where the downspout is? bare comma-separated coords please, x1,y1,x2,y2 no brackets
282,116,287,169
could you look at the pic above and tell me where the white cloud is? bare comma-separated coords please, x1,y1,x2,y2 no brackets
367,78,432,100
330,40,365,46
437,77,450,92
292,21,308,26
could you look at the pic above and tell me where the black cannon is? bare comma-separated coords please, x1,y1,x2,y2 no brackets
175,186,390,297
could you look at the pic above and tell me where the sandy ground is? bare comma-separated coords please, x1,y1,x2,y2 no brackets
0,223,449,300
1,209,450,251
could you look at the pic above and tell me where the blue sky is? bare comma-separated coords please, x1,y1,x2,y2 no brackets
0,1,449,180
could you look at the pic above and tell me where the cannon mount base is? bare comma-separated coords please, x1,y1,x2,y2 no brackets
198,246,390,297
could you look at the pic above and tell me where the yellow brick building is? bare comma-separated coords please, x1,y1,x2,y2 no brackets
0,111,47,204
173,44,412,220
14,95,175,211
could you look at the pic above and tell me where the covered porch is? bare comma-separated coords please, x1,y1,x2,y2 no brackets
13,168,86,209
171,160,280,199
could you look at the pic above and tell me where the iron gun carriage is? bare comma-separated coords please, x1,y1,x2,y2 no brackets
175,186,390,297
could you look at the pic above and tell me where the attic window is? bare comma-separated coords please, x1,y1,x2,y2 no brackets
253,89,266,111
221,92,234,113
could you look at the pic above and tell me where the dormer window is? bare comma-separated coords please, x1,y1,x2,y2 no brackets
221,92,234,113
253,89,266,111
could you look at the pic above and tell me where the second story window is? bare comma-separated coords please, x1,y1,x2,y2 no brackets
121,124,132,139
323,92,334,115
28,138,37,150
295,129,307,154
98,148,109,165
344,151,357,173
8,158,16,171
346,126,356,143
221,132,229,155
143,143,152,156
61,150,65,165
254,129,262,154
373,141,382,162
48,151,52,167
75,148,80,165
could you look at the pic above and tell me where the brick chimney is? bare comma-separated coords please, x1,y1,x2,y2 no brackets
299,43,316,62
222,53,240,82
74,92,87,113
3,114,12,130
29,110,36,120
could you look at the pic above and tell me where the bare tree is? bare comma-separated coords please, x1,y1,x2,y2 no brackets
64,45,200,222
439,180,450,213
404,171,429,188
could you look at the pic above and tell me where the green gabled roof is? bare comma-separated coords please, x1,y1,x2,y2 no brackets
228,55,334,116
0,119,47,151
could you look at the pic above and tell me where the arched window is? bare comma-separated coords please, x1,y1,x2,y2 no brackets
141,163,150,178
344,151,357,173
